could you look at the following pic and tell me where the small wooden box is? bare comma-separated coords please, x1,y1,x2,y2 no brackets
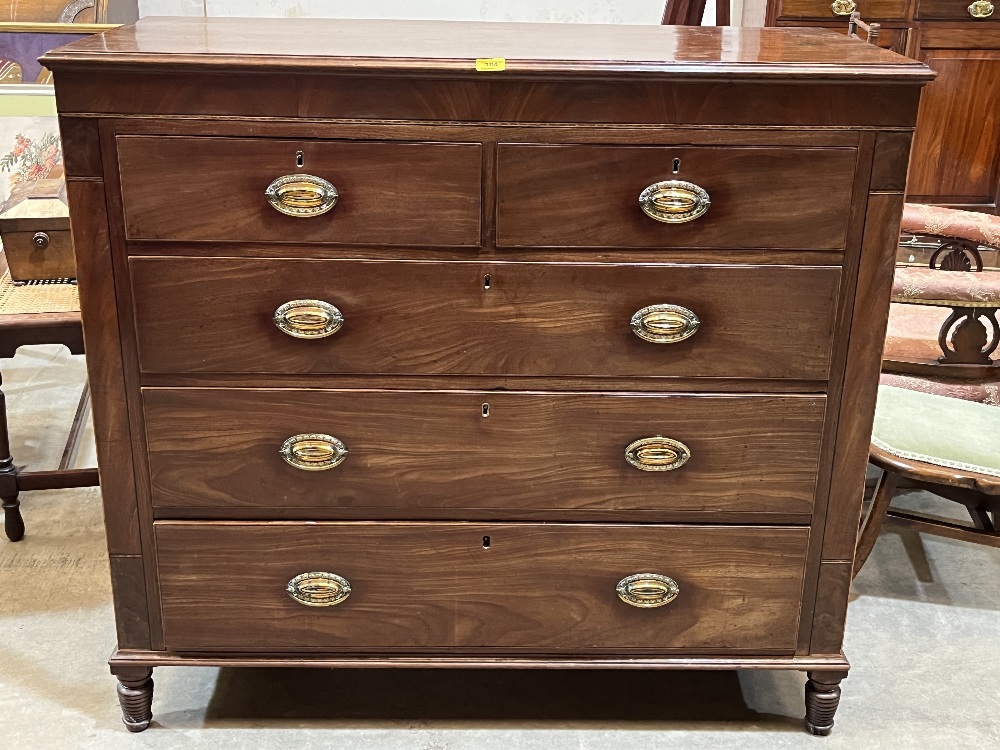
0,178,75,281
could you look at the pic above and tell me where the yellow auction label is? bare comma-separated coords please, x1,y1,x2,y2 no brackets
475,57,506,72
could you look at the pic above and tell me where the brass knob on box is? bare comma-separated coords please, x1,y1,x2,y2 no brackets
286,572,352,607
273,299,343,339
31,232,50,249
830,0,857,15
630,304,700,344
968,0,994,17
265,173,338,217
616,573,680,608
625,436,691,472
639,180,710,223
280,433,348,471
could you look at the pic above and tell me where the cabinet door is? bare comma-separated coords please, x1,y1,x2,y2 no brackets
907,31,1000,211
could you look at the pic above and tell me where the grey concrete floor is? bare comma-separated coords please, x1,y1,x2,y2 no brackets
1,344,998,749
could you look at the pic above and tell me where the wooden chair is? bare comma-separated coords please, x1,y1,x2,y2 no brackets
662,0,731,26
0,257,98,542
854,205,1000,576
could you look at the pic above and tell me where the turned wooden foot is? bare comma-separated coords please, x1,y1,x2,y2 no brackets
804,670,846,736
2,491,24,542
114,667,154,732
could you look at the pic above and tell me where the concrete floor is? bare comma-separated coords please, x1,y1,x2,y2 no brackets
1,345,998,749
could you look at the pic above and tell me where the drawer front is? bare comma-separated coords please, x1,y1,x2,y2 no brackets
918,0,998,19
143,388,826,516
155,522,809,653
117,136,482,246
130,257,840,380
0,227,75,282
776,0,908,20
496,145,857,249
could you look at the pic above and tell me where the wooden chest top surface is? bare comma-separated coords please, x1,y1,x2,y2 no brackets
41,16,932,82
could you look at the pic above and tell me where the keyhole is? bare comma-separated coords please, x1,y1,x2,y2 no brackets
672,158,681,174
483,273,491,290
483,535,491,548
296,151,304,168
482,403,490,418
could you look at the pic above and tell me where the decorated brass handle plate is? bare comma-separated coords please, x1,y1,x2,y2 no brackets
265,173,339,217
639,180,710,223
616,573,680,608
286,572,352,607
280,433,348,471
625,436,691,472
273,299,344,339
830,0,857,15
968,0,994,17
630,304,700,344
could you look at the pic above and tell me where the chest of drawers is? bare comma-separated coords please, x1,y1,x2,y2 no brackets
42,18,933,735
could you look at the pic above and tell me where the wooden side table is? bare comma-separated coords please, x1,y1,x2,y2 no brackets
0,265,98,541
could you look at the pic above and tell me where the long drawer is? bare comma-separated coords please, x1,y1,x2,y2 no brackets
496,144,857,249
143,388,826,516
116,136,483,246
155,522,810,653
129,257,841,379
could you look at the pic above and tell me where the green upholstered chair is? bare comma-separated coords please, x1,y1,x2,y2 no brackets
854,205,1000,577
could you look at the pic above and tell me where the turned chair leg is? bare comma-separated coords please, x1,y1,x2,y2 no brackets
113,666,154,732
805,670,847,735
0,382,23,542
853,468,899,577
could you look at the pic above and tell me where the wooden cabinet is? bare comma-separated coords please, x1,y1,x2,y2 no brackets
768,1,1000,212
41,18,931,735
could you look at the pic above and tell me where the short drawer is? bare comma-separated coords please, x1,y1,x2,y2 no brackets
918,0,998,19
496,144,857,249
776,0,908,20
155,522,809,653
129,257,840,380
143,388,826,517
116,136,482,246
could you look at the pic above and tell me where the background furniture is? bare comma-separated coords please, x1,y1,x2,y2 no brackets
766,0,1000,213
855,206,1000,574
44,18,931,735
0,259,98,542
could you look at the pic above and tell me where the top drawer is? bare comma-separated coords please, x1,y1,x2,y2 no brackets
917,0,998,18
776,0,908,20
496,145,857,250
116,136,483,246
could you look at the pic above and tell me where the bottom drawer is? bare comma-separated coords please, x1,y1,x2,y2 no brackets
155,522,809,654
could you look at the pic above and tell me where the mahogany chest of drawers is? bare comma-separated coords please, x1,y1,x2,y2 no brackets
42,18,933,735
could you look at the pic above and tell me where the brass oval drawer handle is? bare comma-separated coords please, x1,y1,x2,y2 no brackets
280,433,348,471
286,572,352,607
631,304,700,344
617,573,680,608
625,436,691,472
830,0,857,15
639,180,710,224
265,173,339,217
274,299,344,339
969,0,994,17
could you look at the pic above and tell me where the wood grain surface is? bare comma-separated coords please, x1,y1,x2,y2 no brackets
117,136,482,246
497,145,857,250
128,257,841,380
142,388,827,516
154,521,810,653
42,19,930,81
